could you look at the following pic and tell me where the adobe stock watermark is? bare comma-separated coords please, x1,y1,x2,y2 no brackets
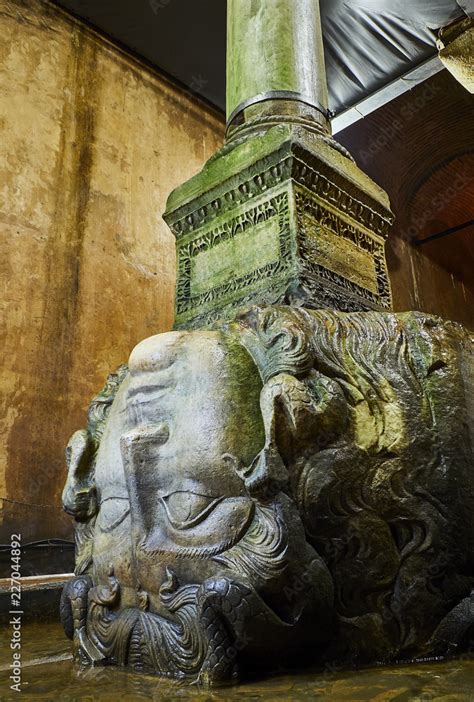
149,0,172,13
282,528,359,604
188,74,208,98
9,533,23,693
401,171,473,242
359,81,442,166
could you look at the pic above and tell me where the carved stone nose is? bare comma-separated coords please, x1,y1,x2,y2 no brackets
120,423,170,454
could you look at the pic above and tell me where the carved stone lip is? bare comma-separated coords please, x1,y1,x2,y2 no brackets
160,491,224,530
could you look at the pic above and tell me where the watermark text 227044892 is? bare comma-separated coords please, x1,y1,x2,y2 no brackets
9,534,23,693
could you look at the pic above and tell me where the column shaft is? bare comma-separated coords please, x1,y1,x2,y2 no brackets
226,0,330,133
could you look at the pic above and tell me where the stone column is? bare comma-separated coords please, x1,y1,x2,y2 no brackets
164,0,394,329
438,17,474,93
226,0,330,137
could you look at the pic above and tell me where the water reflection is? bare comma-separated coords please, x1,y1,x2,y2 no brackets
0,621,472,701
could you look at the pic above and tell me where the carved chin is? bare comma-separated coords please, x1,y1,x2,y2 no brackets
138,496,255,559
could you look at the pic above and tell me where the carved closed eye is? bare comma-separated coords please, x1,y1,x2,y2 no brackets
160,491,222,530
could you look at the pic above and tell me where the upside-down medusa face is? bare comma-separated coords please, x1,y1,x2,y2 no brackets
120,331,267,584
64,321,333,681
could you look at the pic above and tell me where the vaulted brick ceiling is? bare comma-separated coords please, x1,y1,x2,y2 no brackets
337,70,474,286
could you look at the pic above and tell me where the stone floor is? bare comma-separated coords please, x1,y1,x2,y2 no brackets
0,621,473,701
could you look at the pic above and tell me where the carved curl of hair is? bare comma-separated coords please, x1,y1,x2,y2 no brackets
235,306,315,384
87,364,129,449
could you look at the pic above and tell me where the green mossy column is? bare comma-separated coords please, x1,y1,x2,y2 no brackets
164,0,394,328
226,0,330,132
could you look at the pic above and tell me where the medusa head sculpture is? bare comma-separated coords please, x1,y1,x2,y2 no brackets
61,305,474,683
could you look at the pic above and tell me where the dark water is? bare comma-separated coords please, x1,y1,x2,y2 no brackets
1,621,473,701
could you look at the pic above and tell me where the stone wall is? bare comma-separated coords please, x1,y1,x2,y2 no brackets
0,0,224,542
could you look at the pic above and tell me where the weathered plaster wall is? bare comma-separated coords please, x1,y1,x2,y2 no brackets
0,0,224,541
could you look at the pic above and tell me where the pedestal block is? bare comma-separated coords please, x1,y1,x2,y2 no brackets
164,127,394,328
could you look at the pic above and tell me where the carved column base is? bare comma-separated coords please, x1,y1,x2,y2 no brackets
164,126,394,329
